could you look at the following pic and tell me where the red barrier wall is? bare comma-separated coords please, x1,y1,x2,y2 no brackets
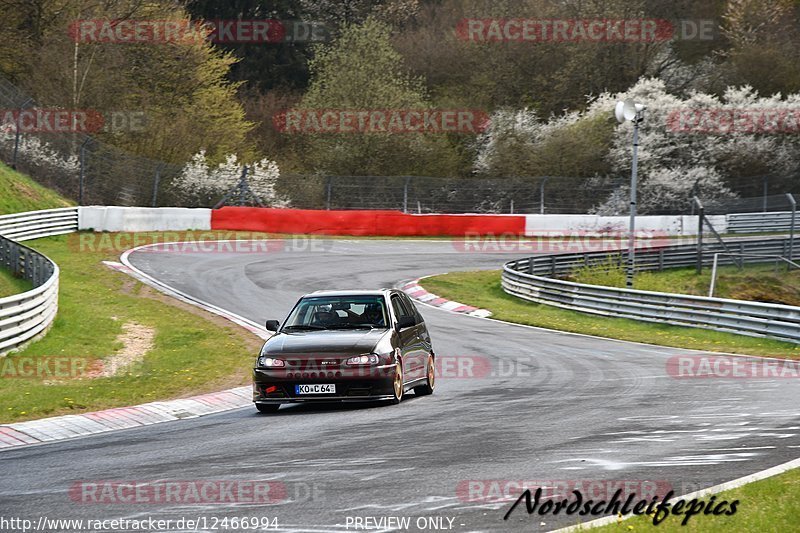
211,207,526,236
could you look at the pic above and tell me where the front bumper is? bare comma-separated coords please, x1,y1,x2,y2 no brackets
252,364,396,403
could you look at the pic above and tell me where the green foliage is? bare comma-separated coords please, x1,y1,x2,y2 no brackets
0,0,254,165
293,17,462,176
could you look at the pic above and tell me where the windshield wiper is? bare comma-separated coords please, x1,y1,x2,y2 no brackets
283,324,326,331
325,323,377,329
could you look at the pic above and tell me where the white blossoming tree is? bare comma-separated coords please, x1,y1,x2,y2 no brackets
0,123,80,177
475,77,800,214
172,150,288,207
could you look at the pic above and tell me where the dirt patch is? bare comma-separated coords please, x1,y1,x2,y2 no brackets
85,322,156,377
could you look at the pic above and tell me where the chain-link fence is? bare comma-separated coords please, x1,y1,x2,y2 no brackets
703,193,798,215
276,174,627,214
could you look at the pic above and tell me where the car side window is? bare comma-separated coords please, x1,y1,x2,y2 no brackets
401,293,423,323
391,295,407,320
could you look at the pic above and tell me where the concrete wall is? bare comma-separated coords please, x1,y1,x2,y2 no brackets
79,207,211,232
524,214,728,237
78,206,728,236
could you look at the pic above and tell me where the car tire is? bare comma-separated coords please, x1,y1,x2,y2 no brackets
255,403,280,414
389,358,404,405
414,354,435,396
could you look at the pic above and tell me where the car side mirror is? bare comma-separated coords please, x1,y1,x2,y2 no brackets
396,316,416,330
265,320,280,332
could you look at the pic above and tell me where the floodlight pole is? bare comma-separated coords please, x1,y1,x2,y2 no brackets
625,112,642,288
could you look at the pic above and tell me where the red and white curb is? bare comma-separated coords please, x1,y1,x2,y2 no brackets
400,277,492,318
0,387,251,450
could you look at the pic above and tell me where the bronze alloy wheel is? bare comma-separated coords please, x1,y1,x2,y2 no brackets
414,354,435,396
391,359,404,404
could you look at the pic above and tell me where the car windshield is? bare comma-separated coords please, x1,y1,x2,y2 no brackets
283,295,389,331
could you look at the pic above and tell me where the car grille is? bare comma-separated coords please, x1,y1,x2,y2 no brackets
284,356,346,370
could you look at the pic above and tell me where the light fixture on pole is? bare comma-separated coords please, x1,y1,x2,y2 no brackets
615,99,646,288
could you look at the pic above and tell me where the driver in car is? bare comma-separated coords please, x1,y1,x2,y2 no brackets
360,303,385,327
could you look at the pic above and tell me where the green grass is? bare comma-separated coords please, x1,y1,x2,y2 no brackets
571,262,800,307
0,233,261,423
0,162,73,214
0,268,31,298
420,270,800,358
589,467,800,532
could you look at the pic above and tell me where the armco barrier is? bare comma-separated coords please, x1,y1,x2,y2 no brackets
728,211,795,234
522,213,727,237
502,237,800,343
0,207,79,242
0,208,77,354
211,206,527,236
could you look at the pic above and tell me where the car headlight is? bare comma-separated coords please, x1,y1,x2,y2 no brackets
258,356,286,368
345,354,380,366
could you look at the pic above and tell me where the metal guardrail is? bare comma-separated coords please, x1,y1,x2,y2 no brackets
728,211,796,233
0,208,77,354
0,207,79,241
502,237,800,344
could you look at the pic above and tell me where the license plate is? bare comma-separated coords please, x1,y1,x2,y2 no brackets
295,384,336,395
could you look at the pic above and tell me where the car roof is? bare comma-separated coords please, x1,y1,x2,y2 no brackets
303,289,394,298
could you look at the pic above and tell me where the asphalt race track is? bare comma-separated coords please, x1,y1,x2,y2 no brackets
3,239,800,532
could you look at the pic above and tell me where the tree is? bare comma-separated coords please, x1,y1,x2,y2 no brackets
0,0,254,164
184,0,314,93
716,0,800,97
172,150,287,207
477,77,800,214
291,17,462,176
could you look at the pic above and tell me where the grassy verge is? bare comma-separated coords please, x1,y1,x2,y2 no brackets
0,268,31,298
0,162,73,214
420,270,800,358
0,233,262,423
572,261,800,307
589,467,800,532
